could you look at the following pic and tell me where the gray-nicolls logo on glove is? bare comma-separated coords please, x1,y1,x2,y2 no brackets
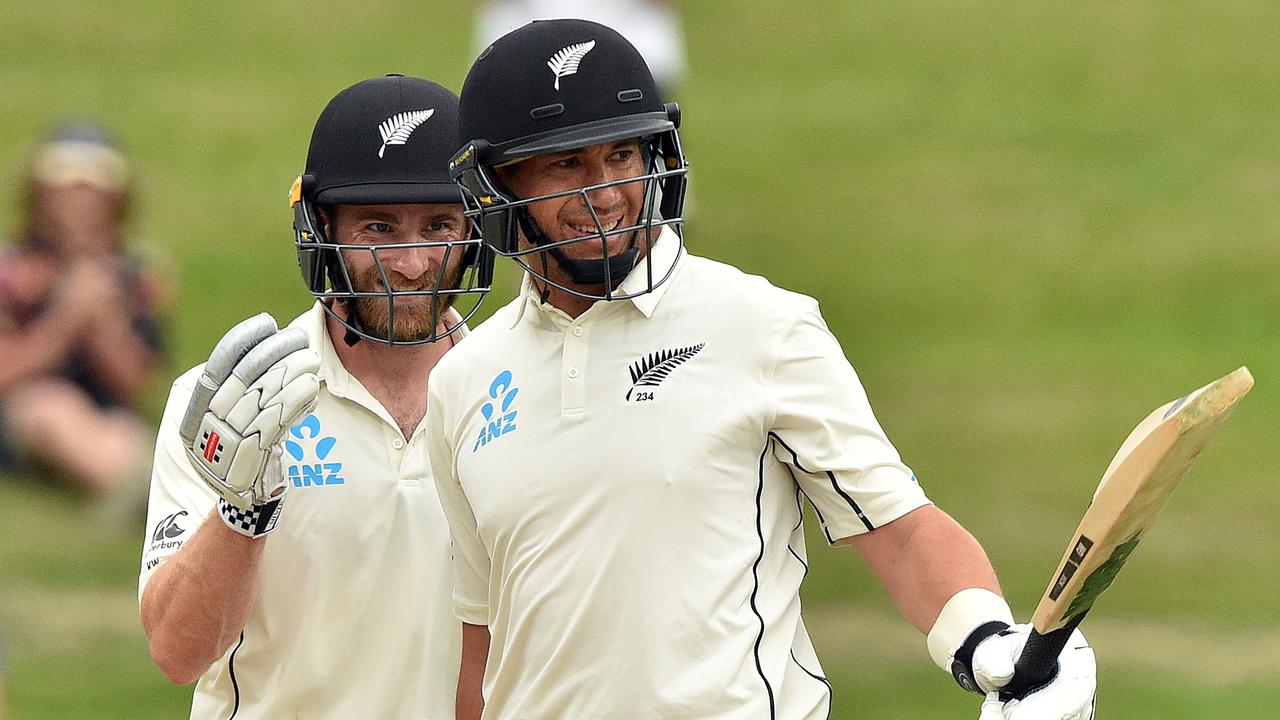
179,313,320,538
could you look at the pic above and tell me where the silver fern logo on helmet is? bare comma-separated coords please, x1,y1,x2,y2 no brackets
547,40,596,91
377,109,434,158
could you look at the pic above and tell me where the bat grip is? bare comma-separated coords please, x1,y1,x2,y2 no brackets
999,615,1084,701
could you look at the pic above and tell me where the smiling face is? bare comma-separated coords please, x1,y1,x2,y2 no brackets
326,203,468,342
496,139,649,265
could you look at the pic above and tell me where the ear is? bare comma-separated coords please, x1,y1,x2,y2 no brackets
492,163,515,188
316,204,337,239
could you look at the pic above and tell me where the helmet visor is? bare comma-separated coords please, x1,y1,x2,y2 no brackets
314,181,464,206
494,113,675,165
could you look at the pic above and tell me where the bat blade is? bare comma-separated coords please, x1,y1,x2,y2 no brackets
1033,365,1252,633
1001,366,1253,700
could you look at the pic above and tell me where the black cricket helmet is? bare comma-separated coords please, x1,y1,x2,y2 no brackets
291,74,493,344
449,19,688,300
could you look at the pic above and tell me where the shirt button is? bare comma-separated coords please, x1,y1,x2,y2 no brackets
392,438,404,450
571,326,584,337
567,367,579,379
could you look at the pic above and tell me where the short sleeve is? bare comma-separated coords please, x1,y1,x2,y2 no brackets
426,380,492,626
138,371,219,603
768,301,930,543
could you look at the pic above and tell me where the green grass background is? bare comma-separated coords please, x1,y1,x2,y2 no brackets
2,1,1278,717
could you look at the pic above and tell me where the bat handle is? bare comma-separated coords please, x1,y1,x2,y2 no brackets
999,615,1084,702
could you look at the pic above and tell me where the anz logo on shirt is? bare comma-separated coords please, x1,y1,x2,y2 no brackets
285,414,345,488
473,370,519,453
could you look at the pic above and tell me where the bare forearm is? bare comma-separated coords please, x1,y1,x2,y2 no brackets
140,508,266,684
457,623,490,720
846,505,1001,632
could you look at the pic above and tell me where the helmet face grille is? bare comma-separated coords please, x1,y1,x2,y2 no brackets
292,197,493,345
452,125,688,301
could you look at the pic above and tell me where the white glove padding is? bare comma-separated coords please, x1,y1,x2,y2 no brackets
974,624,1096,720
216,446,288,538
179,313,320,509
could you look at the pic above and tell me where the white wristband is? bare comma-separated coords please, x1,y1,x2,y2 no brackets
926,588,1014,672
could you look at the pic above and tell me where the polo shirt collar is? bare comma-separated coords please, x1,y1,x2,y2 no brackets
298,302,350,397
509,226,684,328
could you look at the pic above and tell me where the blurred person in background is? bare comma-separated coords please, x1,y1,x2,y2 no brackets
139,75,491,719
475,0,686,97
0,123,167,498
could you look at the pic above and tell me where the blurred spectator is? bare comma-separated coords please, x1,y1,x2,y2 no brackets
0,123,168,499
475,1,687,96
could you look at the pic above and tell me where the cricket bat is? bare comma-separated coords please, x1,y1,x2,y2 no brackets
1000,366,1254,700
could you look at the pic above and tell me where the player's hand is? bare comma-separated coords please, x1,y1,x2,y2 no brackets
973,624,1096,720
178,314,320,535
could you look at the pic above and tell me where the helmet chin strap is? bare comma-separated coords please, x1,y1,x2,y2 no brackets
337,298,366,347
324,261,366,347
514,208,637,288
549,246,639,286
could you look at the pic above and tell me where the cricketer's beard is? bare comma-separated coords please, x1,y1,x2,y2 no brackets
343,255,464,343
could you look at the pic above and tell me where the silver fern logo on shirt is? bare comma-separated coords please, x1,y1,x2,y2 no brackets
377,109,434,158
626,343,705,401
547,40,596,90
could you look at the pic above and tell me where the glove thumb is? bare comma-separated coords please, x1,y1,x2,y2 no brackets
972,632,1020,690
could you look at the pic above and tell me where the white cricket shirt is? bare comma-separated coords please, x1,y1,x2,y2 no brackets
140,302,462,720
427,229,931,720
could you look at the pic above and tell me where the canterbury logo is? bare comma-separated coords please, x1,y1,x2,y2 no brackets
377,109,434,158
626,343,705,401
151,511,188,543
548,40,596,90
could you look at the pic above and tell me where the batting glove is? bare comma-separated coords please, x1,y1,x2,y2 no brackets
973,624,1096,720
178,314,320,537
